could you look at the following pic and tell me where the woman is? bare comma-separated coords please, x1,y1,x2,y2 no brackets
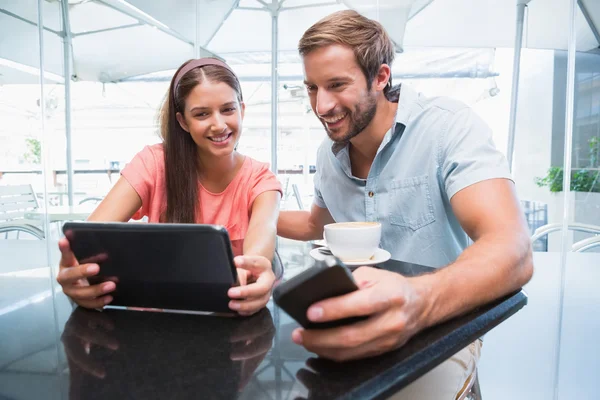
57,58,282,316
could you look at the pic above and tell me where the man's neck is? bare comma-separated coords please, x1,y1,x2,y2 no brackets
348,97,398,176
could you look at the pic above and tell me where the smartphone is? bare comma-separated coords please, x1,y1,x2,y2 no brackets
273,256,367,329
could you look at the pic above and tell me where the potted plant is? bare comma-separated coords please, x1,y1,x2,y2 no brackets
535,136,600,193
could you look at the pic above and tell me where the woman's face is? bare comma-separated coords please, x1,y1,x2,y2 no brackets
176,80,245,158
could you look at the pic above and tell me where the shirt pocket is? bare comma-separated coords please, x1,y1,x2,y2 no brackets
389,175,435,231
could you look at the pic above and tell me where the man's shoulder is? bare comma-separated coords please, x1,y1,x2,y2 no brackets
410,93,485,135
417,93,470,117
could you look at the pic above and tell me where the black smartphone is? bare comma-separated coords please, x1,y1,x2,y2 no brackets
273,256,367,329
62,221,238,314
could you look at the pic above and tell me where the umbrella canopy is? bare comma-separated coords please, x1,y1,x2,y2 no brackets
1,0,598,84
1,0,599,205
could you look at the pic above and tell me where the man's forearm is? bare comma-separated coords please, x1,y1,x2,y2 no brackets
413,229,534,331
277,211,323,241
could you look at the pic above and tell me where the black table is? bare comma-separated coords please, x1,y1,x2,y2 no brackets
0,254,527,400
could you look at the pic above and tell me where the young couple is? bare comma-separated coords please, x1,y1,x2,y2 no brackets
58,10,532,394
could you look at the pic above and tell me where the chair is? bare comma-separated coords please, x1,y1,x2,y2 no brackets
572,236,600,252
521,200,548,251
272,249,285,281
78,196,103,205
531,223,600,243
0,184,44,239
292,183,304,210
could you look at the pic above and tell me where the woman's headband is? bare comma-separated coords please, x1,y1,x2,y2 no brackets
173,58,234,92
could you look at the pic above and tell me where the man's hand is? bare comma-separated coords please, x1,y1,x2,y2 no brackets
291,267,429,362
228,255,276,316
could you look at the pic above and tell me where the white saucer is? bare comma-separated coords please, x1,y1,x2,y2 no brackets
309,247,391,266
311,239,327,247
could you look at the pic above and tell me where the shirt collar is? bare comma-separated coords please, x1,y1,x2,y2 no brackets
329,84,419,156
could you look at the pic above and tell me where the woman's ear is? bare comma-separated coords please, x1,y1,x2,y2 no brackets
176,112,190,132
240,102,245,120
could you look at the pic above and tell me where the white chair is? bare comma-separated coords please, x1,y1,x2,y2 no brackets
292,183,304,210
530,223,600,244
572,236,600,252
0,184,44,239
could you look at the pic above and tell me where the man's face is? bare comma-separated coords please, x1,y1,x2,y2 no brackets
302,44,377,143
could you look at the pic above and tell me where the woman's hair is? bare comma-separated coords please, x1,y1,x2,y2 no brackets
157,59,243,223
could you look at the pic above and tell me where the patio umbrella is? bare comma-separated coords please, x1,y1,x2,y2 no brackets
1,0,598,203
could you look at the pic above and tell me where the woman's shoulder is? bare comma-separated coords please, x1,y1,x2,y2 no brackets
133,143,164,166
245,156,271,172
140,142,164,157
123,142,164,178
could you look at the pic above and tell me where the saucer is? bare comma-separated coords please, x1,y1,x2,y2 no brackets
311,239,327,247
309,247,391,266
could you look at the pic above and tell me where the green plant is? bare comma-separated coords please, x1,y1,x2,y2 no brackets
536,167,600,193
590,136,599,168
23,137,41,164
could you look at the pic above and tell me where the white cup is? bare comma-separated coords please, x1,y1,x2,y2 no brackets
323,222,382,262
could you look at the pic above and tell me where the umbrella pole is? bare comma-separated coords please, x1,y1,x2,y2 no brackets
59,0,74,206
506,0,528,172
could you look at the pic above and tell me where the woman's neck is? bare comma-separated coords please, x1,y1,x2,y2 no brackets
197,151,244,193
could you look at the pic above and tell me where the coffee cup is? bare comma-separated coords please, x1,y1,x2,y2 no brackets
323,221,381,262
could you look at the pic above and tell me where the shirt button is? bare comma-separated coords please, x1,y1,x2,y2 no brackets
368,191,374,198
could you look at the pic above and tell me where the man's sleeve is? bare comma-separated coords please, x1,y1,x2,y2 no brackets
312,145,327,209
440,107,513,200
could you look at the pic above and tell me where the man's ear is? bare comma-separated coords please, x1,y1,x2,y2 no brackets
176,112,189,132
375,64,392,92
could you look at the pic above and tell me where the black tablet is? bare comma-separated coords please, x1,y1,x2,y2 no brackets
62,222,239,314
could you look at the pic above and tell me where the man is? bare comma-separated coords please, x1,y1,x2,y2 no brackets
277,9,533,392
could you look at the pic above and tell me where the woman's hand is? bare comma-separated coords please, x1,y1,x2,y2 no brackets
56,238,115,309
228,255,275,316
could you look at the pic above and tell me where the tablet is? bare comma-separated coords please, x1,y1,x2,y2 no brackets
62,222,239,314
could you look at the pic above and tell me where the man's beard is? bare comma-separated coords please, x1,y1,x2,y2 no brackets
323,92,378,144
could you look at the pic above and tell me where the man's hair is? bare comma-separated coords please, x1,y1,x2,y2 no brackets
298,10,395,92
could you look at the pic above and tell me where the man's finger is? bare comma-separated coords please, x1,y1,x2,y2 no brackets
295,311,390,350
305,285,395,323
328,333,404,361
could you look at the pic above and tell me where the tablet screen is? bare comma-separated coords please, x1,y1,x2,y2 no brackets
63,222,238,313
